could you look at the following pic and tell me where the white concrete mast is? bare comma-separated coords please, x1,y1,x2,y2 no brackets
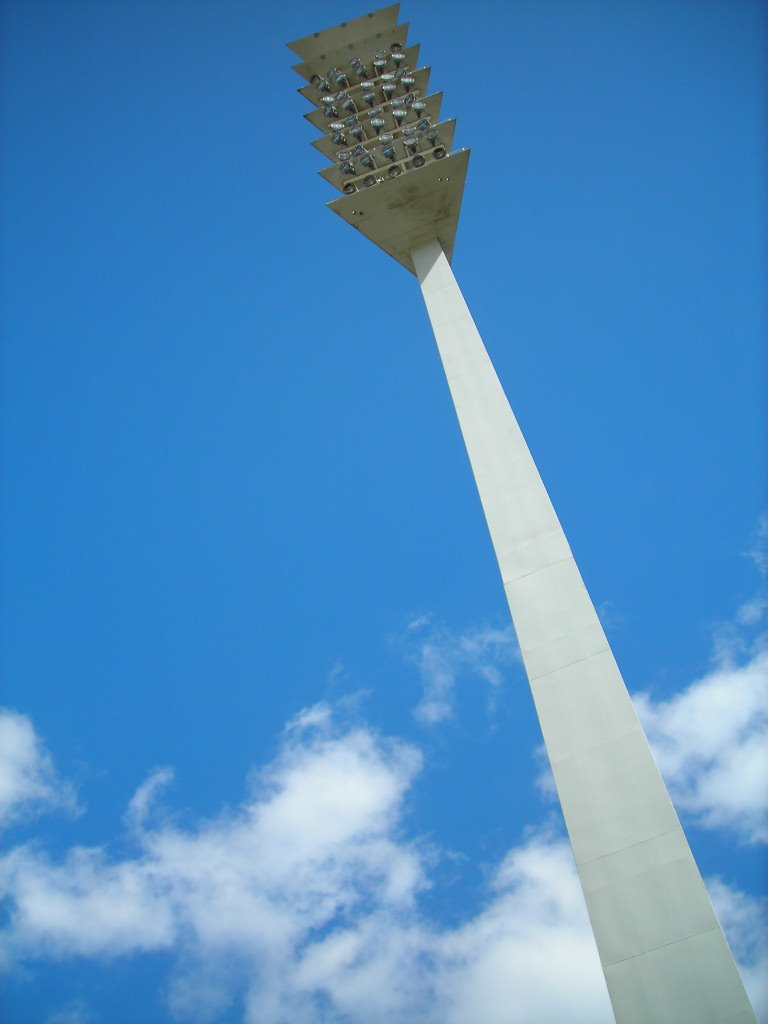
410,237,756,1024
289,7,757,1022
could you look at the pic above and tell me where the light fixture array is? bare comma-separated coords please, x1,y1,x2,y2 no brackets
295,17,454,195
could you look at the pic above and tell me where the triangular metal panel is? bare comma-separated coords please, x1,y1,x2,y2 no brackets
328,148,470,274
287,4,400,60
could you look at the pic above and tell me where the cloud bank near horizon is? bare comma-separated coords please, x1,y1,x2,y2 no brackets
2,522,765,1024
1,667,765,1024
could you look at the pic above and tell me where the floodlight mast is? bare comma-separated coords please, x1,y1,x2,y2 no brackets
288,7,757,1024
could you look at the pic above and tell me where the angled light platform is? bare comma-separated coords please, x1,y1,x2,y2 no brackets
329,148,469,272
291,3,468,274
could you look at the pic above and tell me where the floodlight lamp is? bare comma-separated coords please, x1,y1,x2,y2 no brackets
349,57,362,69
335,73,349,88
401,76,415,91
433,146,447,159
317,78,331,93
379,133,394,144
310,73,321,85
424,128,439,143
404,93,415,107
417,118,431,131
387,163,402,177
373,58,387,71
412,100,427,115
322,95,336,106
392,108,407,123
403,124,418,135
337,149,352,160
390,41,402,50
382,83,397,97
382,144,396,161
341,97,357,114
360,153,376,169
362,91,377,107
361,80,375,90
352,143,365,157
381,72,395,81
363,174,377,187
370,117,385,133
345,115,360,127
323,106,339,119
329,121,345,131
391,51,406,66
350,125,365,140
356,65,371,79
331,131,347,145
340,160,356,175
403,136,419,152
342,181,357,194
374,48,387,58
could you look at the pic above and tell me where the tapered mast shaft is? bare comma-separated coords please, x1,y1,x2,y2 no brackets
411,237,756,1024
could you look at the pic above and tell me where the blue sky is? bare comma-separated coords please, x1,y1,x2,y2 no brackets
0,1,765,1022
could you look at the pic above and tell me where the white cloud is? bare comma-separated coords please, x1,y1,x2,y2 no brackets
0,706,607,1024
45,1000,94,1024
124,766,175,834
436,834,613,1024
4,519,768,1023
0,708,428,1022
635,647,768,844
0,702,764,1023
708,877,768,1020
634,524,768,846
0,709,78,828
401,617,519,723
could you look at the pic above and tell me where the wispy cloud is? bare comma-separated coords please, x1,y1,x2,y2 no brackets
45,999,94,1024
0,710,79,829
400,616,519,724
708,876,768,1017
124,766,175,835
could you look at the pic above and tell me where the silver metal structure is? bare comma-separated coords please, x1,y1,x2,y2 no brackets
288,7,758,1023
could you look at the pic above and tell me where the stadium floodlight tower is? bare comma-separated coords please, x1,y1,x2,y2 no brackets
288,7,757,1024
